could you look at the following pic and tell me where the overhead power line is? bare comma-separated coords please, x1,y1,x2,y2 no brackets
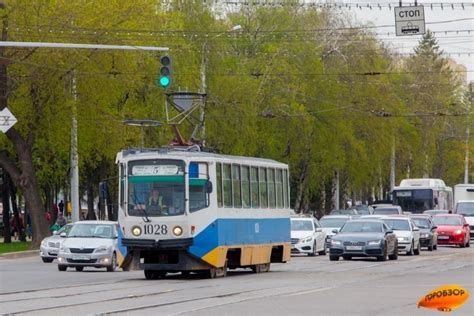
219,1,473,11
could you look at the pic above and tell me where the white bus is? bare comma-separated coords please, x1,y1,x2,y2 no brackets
392,179,453,214
116,146,291,279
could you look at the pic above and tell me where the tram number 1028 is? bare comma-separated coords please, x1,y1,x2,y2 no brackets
143,224,168,235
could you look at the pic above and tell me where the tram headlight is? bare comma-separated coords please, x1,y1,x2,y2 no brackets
131,226,142,237
173,226,183,236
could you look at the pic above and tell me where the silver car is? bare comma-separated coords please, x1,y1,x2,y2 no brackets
57,221,119,272
40,224,73,263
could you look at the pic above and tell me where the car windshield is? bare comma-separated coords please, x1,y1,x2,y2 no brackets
412,218,430,229
373,208,399,215
382,219,410,231
57,224,73,236
330,209,355,215
291,220,313,231
355,208,370,215
320,218,348,228
340,221,383,233
424,210,449,215
456,202,474,216
68,224,115,238
433,216,462,226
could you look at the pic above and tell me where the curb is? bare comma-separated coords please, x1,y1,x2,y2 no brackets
0,250,38,259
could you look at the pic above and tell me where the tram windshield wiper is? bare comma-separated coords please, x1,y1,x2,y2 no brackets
132,191,151,223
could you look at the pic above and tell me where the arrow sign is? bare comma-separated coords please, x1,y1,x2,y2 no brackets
0,107,18,133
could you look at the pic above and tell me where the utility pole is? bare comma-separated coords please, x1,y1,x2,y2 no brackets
334,170,340,209
465,82,472,183
390,136,396,191
70,71,79,222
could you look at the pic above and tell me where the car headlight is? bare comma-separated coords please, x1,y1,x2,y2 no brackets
300,236,313,243
397,237,409,242
454,229,463,235
59,246,69,253
95,246,109,253
173,226,183,237
131,226,142,237
420,233,429,238
331,240,342,246
368,240,382,246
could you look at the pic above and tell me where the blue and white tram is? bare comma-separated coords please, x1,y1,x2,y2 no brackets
116,147,291,279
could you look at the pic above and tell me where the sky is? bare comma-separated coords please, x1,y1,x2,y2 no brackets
341,0,474,82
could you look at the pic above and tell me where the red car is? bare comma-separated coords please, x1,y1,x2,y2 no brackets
432,214,470,248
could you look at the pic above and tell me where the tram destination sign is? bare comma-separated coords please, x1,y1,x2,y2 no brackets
394,6,425,36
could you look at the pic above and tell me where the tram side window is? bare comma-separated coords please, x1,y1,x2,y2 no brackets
232,165,242,208
216,163,223,208
223,164,232,207
276,169,283,208
242,166,251,208
251,166,259,208
259,168,268,208
283,169,289,208
268,169,276,208
189,162,210,212
120,164,125,208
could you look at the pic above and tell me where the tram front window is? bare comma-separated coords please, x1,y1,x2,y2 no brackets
128,160,185,217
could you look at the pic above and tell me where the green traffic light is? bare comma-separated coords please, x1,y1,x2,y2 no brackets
159,76,170,87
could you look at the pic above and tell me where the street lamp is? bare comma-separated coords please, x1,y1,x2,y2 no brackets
199,25,242,145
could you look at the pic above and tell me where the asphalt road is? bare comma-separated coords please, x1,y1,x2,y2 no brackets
1,246,473,315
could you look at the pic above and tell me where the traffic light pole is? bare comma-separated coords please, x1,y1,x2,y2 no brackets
0,41,169,223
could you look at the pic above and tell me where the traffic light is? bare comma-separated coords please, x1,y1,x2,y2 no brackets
158,55,171,88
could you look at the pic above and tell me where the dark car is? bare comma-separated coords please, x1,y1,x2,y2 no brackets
411,215,438,251
329,209,359,216
329,220,398,261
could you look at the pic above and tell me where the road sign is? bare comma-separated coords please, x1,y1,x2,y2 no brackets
394,6,425,36
0,107,18,133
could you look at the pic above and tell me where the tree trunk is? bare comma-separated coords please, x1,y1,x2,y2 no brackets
1,169,12,243
86,182,96,220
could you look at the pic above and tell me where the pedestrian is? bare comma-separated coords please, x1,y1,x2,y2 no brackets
10,216,19,240
58,200,64,214
44,210,52,224
55,212,67,227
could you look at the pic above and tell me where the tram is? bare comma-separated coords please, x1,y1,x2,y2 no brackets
116,146,291,279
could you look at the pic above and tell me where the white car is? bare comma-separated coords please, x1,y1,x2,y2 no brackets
454,200,474,239
319,215,352,249
40,224,73,263
291,216,326,256
381,216,421,255
57,221,119,272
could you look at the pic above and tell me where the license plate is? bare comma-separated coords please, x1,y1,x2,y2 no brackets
73,255,90,260
438,236,449,240
49,251,58,255
346,246,363,250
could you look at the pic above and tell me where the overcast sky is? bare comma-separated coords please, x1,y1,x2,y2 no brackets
343,0,473,81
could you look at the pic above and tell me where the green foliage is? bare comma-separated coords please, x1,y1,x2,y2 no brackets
0,1,468,213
